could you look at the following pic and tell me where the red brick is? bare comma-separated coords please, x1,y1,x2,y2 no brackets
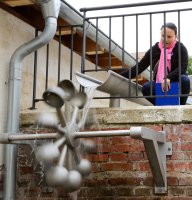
127,152,144,161
19,166,33,175
171,152,185,160
171,151,192,160
101,162,132,171
23,187,42,197
179,177,192,186
183,152,192,160
109,177,141,186
166,133,180,142
116,187,134,196
143,177,153,186
134,187,151,195
112,144,130,152
174,162,192,172
97,144,113,153
180,133,192,142
85,154,93,161
167,161,175,171
91,163,101,173
133,162,151,171
93,137,111,145
111,136,135,145
169,187,186,196
83,179,108,187
167,176,178,186
186,187,192,196
129,143,145,152
163,124,181,135
172,142,182,151
148,124,163,131
92,154,109,162
110,153,127,161
181,142,192,151
182,125,192,133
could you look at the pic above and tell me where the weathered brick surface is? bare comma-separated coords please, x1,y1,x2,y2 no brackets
15,109,192,199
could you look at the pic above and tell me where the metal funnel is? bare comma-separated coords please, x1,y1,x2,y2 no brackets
58,79,76,101
43,86,65,108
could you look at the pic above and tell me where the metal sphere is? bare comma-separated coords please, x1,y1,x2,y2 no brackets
80,139,97,153
36,113,58,128
70,93,87,109
35,143,60,162
77,159,92,176
46,166,68,187
67,170,82,190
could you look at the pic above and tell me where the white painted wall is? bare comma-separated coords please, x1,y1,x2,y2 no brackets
0,8,140,166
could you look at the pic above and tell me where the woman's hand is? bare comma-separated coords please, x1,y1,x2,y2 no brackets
161,78,171,92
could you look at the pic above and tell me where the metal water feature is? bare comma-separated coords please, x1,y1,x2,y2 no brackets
1,79,172,194
75,70,152,106
4,0,61,199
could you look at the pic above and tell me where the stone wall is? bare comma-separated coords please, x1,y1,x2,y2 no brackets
15,106,192,199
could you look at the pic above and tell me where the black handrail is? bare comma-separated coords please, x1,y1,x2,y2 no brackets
80,0,192,12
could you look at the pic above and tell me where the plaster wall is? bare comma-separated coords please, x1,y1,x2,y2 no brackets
0,9,139,166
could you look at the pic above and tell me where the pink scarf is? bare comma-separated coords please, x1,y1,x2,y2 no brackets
156,39,177,83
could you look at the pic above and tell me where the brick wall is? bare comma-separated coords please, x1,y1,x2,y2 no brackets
16,107,192,199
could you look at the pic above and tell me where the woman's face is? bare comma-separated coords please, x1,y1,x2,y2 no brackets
160,27,176,47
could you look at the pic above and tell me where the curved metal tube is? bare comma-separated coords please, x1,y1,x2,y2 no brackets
4,0,60,199
75,70,152,106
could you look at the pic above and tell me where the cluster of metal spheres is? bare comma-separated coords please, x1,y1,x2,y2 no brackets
35,79,96,192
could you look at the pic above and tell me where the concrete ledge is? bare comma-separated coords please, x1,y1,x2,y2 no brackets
20,105,192,126
90,105,192,124
19,110,57,126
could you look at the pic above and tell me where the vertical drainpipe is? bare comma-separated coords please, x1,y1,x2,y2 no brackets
3,0,60,199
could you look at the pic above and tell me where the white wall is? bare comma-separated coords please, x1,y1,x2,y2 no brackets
0,8,139,143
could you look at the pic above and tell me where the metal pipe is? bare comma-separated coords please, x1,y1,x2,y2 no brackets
8,133,58,141
95,18,99,71
81,10,87,74
80,0,192,12
45,43,49,89
108,17,112,69
75,70,152,105
75,129,130,138
70,26,74,81
31,29,38,109
58,27,61,84
109,94,120,107
178,11,182,96
0,133,58,144
135,15,139,96
4,0,60,199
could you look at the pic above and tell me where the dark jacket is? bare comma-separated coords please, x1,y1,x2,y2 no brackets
121,41,188,82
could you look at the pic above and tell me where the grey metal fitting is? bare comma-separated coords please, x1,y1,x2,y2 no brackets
40,0,61,19
0,133,10,144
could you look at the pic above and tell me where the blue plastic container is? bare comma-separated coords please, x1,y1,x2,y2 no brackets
155,82,180,106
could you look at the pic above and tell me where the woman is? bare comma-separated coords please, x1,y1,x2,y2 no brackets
121,22,190,105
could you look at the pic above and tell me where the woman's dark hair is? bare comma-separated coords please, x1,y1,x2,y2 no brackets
161,22,177,35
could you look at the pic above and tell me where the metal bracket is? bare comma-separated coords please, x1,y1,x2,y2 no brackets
130,127,172,194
